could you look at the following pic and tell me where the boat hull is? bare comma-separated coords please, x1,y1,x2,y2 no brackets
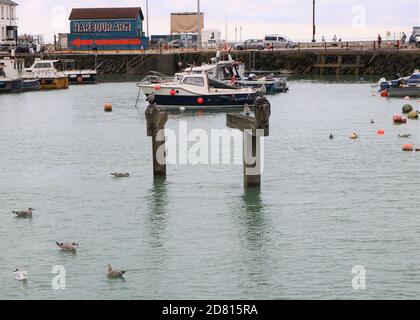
144,93,257,110
23,79,40,91
237,80,288,93
388,86,420,97
39,77,69,90
67,73,97,85
0,79,23,93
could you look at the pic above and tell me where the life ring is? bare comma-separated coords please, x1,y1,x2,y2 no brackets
77,76,83,83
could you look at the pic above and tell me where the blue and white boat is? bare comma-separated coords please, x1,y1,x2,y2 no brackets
137,73,260,111
0,58,23,93
377,70,420,97
184,52,289,94
0,57,40,93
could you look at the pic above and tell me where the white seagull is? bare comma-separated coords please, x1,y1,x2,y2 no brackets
14,268,28,281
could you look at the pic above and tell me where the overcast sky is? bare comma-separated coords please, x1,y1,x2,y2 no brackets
15,0,420,42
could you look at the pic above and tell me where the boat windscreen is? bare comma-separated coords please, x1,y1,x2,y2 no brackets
208,78,236,89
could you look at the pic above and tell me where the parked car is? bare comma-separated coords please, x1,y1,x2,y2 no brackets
8,43,44,54
0,44,11,52
264,35,297,49
168,40,184,49
233,39,265,50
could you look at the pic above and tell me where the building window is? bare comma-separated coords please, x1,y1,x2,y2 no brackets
6,6,9,19
1,6,4,19
10,7,13,19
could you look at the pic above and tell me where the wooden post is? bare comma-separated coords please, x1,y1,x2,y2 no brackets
145,95,168,177
336,55,343,75
227,97,271,187
319,54,325,75
355,55,361,75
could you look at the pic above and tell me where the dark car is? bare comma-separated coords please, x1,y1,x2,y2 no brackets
0,44,11,52
9,43,44,54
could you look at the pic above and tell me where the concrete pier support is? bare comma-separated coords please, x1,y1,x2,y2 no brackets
145,95,168,177
227,97,271,188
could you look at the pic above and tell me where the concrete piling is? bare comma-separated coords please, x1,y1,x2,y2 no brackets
145,95,168,177
227,97,271,187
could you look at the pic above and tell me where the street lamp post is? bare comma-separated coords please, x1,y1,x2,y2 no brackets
312,0,316,42
197,0,202,49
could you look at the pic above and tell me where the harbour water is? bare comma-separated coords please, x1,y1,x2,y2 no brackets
0,76,419,300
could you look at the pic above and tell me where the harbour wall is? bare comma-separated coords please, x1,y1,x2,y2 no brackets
22,50,420,76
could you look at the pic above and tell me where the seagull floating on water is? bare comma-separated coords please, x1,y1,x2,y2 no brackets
111,173,131,178
14,268,28,281
107,264,126,278
13,208,35,218
56,242,79,252
329,133,334,140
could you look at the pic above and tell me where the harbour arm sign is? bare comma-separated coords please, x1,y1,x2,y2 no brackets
72,21,132,33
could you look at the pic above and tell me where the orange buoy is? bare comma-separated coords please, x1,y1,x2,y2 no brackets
154,85,161,91
380,90,389,97
170,89,176,96
393,114,407,124
377,129,385,135
104,104,113,112
197,97,204,104
402,144,414,151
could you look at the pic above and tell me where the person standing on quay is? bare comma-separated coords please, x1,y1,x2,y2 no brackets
377,34,382,49
401,32,407,48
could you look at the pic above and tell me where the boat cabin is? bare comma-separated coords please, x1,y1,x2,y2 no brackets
185,61,244,82
25,58,60,74
0,57,24,79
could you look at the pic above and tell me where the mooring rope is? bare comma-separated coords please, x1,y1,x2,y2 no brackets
134,87,143,118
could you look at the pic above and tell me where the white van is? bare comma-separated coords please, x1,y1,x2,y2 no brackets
264,35,297,49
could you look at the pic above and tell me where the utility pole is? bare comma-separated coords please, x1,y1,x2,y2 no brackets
312,0,316,42
240,26,243,42
146,0,149,38
197,0,202,49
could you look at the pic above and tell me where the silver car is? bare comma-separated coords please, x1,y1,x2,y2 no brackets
233,39,265,50
264,35,297,49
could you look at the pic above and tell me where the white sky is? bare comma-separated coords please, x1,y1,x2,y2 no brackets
14,0,420,42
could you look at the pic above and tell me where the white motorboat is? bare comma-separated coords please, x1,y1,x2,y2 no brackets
24,59,69,90
183,52,289,93
137,73,260,110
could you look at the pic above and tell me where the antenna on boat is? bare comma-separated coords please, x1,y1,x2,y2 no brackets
186,63,196,74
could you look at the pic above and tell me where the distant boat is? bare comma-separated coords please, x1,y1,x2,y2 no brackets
183,52,289,94
24,59,69,90
61,59,98,85
377,70,420,97
0,57,23,93
137,73,260,111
